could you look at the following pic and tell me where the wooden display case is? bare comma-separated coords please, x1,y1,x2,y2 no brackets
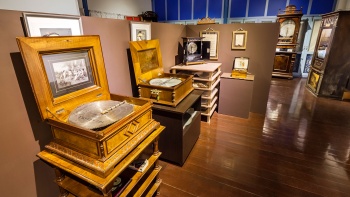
306,11,350,99
152,90,202,165
129,39,194,107
16,35,165,196
171,63,221,122
272,5,303,79
38,125,164,196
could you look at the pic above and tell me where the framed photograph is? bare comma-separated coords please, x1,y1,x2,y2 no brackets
42,51,95,98
233,57,249,70
232,30,247,50
22,12,83,37
130,22,151,41
200,29,219,60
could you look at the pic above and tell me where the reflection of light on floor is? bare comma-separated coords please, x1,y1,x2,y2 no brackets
266,103,282,121
294,118,307,151
222,157,235,169
323,144,348,178
288,79,303,116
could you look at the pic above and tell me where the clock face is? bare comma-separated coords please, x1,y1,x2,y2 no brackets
280,19,296,37
187,42,198,54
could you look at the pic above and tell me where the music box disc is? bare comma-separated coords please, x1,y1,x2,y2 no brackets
68,100,133,130
149,77,182,87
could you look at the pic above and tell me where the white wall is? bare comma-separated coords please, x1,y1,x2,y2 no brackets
0,0,80,15
84,0,152,16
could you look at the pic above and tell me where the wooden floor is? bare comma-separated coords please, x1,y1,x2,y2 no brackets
158,78,350,197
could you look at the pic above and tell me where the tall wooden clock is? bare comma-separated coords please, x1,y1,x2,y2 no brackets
272,5,303,79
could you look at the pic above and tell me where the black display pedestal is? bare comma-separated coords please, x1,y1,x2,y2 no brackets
152,90,203,166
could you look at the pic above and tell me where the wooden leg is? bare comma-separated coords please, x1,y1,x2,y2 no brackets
153,136,160,156
54,168,69,197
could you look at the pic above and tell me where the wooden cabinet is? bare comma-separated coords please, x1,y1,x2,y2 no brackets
38,125,165,197
152,90,202,166
171,63,222,123
306,11,350,99
272,5,303,79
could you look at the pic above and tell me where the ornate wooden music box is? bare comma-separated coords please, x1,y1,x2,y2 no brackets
17,35,160,178
231,57,249,79
129,39,194,107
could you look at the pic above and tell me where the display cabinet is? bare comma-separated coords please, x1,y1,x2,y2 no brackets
152,90,202,166
306,11,350,99
272,5,303,79
16,35,166,196
171,63,221,123
38,125,165,197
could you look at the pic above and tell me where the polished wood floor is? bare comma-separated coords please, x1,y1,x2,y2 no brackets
158,78,350,197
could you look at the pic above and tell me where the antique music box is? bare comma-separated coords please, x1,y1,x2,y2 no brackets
129,39,194,107
231,57,249,79
17,35,160,178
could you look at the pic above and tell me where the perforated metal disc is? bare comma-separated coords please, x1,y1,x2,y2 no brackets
149,77,182,87
68,100,133,130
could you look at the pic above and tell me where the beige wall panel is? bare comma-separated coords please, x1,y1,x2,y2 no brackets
186,23,279,114
0,9,59,197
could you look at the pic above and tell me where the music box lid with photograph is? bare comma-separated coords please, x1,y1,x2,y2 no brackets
17,35,159,177
129,39,194,107
231,57,249,78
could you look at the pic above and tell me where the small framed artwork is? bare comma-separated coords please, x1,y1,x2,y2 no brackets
233,57,249,70
200,28,219,60
22,12,83,37
232,29,247,50
42,51,95,98
130,22,151,41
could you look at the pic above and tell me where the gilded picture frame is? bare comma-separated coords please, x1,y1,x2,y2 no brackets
130,22,151,41
307,69,321,92
22,12,83,37
200,29,219,60
232,30,247,50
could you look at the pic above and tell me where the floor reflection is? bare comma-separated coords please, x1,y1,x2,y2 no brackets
264,78,350,180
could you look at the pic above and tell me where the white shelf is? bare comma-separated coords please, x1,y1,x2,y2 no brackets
201,96,218,108
171,62,221,123
202,103,217,116
193,70,222,82
202,88,218,100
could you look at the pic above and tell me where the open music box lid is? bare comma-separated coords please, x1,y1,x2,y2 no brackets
233,57,249,70
129,39,164,85
16,36,111,121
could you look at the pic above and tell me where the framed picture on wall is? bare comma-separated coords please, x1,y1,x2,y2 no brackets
22,12,83,37
232,29,247,50
200,28,219,60
130,22,151,41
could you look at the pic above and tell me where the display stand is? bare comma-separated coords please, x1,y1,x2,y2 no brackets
37,126,165,197
218,73,254,119
152,90,202,166
171,63,222,123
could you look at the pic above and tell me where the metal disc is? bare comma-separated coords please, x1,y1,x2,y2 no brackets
68,100,133,130
149,77,182,87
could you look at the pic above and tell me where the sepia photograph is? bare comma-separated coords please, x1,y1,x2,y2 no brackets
42,51,94,97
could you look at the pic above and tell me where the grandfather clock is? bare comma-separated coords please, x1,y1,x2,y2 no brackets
272,5,303,79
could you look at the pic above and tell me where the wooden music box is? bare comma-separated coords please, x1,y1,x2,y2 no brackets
129,39,194,107
231,57,249,79
17,35,161,178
